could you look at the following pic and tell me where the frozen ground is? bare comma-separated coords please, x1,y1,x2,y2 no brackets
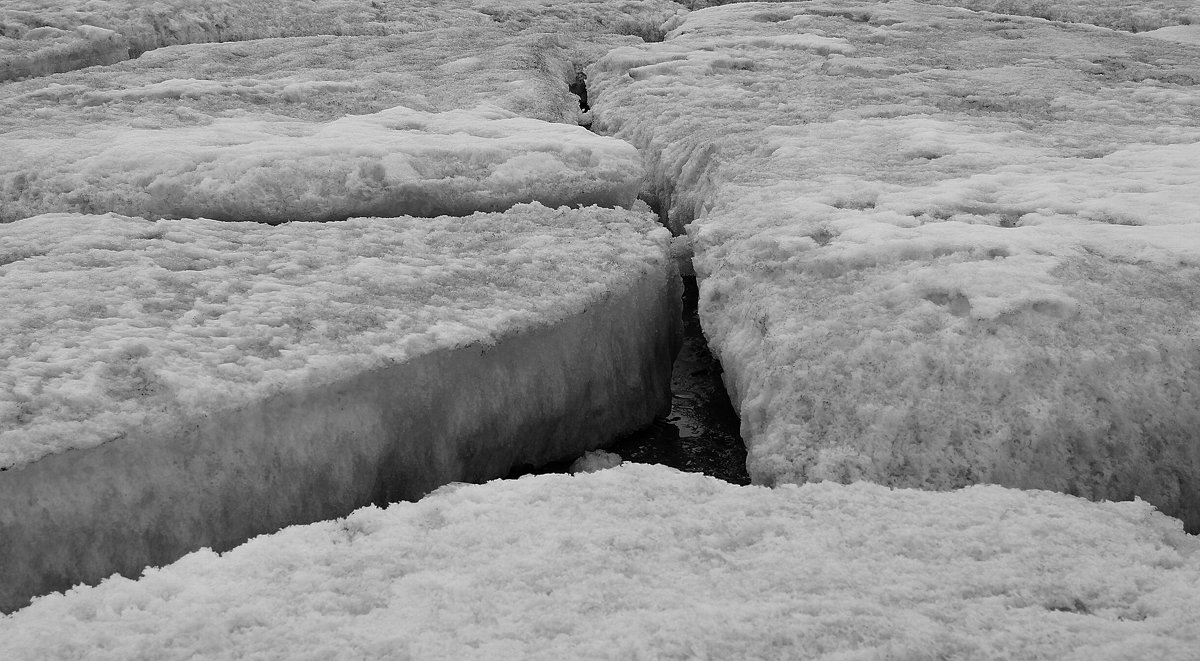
589,0,1200,528
2,463,1198,660
0,206,680,611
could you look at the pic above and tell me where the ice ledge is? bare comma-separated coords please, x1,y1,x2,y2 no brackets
0,253,681,612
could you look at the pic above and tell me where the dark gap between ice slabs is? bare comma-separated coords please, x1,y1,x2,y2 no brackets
509,275,749,485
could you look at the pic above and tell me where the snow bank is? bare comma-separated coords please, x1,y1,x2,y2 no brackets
588,1,1200,528
0,104,642,223
0,0,680,82
0,205,681,611
2,464,1197,659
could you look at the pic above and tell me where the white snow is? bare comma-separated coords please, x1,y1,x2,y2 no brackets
2,464,1197,660
0,28,641,134
0,0,680,82
0,204,680,612
0,204,670,469
588,0,1200,528
1143,25,1200,45
0,104,642,223
918,0,1200,32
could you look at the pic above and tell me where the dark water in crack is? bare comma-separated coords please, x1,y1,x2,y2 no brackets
509,275,749,485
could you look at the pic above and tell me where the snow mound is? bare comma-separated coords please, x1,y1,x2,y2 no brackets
569,449,623,473
2,464,1196,660
0,105,642,223
588,1,1200,528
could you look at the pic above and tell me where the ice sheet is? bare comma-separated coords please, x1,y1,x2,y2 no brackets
3,464,1197,660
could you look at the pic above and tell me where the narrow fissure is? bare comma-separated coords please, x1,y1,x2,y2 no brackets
508,276,747,484
506,65,747,484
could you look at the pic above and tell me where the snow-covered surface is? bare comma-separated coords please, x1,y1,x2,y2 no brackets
0,104,642,223
0,205,670,470
588,0,1200,527
678,1,1200,32
0,0,680,81
919,0,1200,32
1143,24,1200,45
2,463,1198,660
0,204,680,613
0,28,628,135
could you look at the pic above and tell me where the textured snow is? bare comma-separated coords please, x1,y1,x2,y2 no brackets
0,105,642,223
0,0,680,81
0,204,671,470
588,1,1200,527
676,0,1200,32
919,0,1200,32
0,28,634,135
2,464,1198,660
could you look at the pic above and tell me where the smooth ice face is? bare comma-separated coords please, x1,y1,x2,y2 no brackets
0,204,672,470
0,104,643,223
588,1,1200,526
2,464,1197,659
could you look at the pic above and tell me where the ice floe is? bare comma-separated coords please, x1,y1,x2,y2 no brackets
589,0,1200,527
2,464,1197,660
0,205,679,610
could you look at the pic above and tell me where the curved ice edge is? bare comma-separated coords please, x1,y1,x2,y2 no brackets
0,261,682,613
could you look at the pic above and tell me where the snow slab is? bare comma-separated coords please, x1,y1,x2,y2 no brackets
0,205,681,612
0,104,642,223
588,1,1200,529
0,0,681,82
2,464,1198,660
0,29,636,135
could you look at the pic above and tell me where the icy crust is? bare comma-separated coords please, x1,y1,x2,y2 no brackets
2,464,1197,660
0,204,671,471
0,105,642,224
0,0,681,82
587,1,1200,526
0,30,637,136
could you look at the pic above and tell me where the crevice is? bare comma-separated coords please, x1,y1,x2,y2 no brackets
508,276,747,485
569,71,590,114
